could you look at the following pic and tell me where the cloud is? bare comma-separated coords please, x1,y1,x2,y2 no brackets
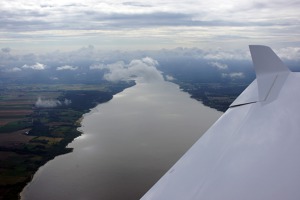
141,56,159,66
222,72,245,79
22,62,46,70
203,49,250,61
122,2,152,8
5,67,22,72
276,47,300,61
89,64,105,70
209,61,228,70
165,75,175,81
56,65,78,71
0,0,299,52
0,45,298,85
1,47,11,53
102,57,163,83
50,77,59,80
35,97,71,108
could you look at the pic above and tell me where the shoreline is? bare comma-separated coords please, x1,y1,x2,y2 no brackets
0,83,135,200
2,80,229,200
18,79,223,200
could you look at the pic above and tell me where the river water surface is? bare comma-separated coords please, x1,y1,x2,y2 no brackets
21,80,222,200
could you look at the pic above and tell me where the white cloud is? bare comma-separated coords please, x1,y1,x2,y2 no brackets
204,49,250,61
165,75,175,81
56,65,78,71
5,67,22,72
276,47,300,61
89,64,105,70
141,57,159,66
35,97,72,108
102,57,163,83
209,61,228,70
222,72,245,79
22,62,46,70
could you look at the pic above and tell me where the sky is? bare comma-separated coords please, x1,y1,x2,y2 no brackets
1,0,300,54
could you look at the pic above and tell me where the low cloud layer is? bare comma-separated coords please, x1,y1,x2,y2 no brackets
209,61,228,70
22,62,46,70
165,75,175,81
1,47,11,53
56,65,78,71
90,64,105,70
100,57,164,83
5,67,22,72
0,46,298,85
35,97,72,108
222,72,245,79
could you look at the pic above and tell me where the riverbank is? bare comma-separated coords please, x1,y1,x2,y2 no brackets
173,81,248,112
0,82,134,200
20,80,223,200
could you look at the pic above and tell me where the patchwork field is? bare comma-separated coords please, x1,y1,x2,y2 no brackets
0,82,133,200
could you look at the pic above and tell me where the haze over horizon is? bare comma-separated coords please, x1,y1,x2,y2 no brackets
1,0,300,83
1,0,300,53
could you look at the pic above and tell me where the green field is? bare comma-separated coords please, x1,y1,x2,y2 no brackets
0,82,134,200
174,81,247,112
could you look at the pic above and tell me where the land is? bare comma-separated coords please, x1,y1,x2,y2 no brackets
0,80,247,200
0,82,134,200
173,81,248,112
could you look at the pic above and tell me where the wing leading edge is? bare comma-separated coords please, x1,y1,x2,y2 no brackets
141,45,300,200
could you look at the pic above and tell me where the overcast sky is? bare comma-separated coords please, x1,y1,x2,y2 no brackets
1,0,300,53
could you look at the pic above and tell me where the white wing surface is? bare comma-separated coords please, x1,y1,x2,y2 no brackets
141,45,300,200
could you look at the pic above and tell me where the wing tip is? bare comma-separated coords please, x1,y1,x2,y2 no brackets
249,44,268,49
249,45,290,75
231,45,291,106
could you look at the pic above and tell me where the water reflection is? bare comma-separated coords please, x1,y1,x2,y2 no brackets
21,81,222,200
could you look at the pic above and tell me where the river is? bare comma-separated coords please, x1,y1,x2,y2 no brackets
21,80,222,200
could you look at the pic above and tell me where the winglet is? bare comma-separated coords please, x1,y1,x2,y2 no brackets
249,45,290,75
230,45,290,107
250,45,290,102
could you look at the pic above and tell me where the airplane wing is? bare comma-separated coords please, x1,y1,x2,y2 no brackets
141,45,300,200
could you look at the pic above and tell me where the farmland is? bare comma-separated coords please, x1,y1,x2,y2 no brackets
0,82,134,200
174,81,248,112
